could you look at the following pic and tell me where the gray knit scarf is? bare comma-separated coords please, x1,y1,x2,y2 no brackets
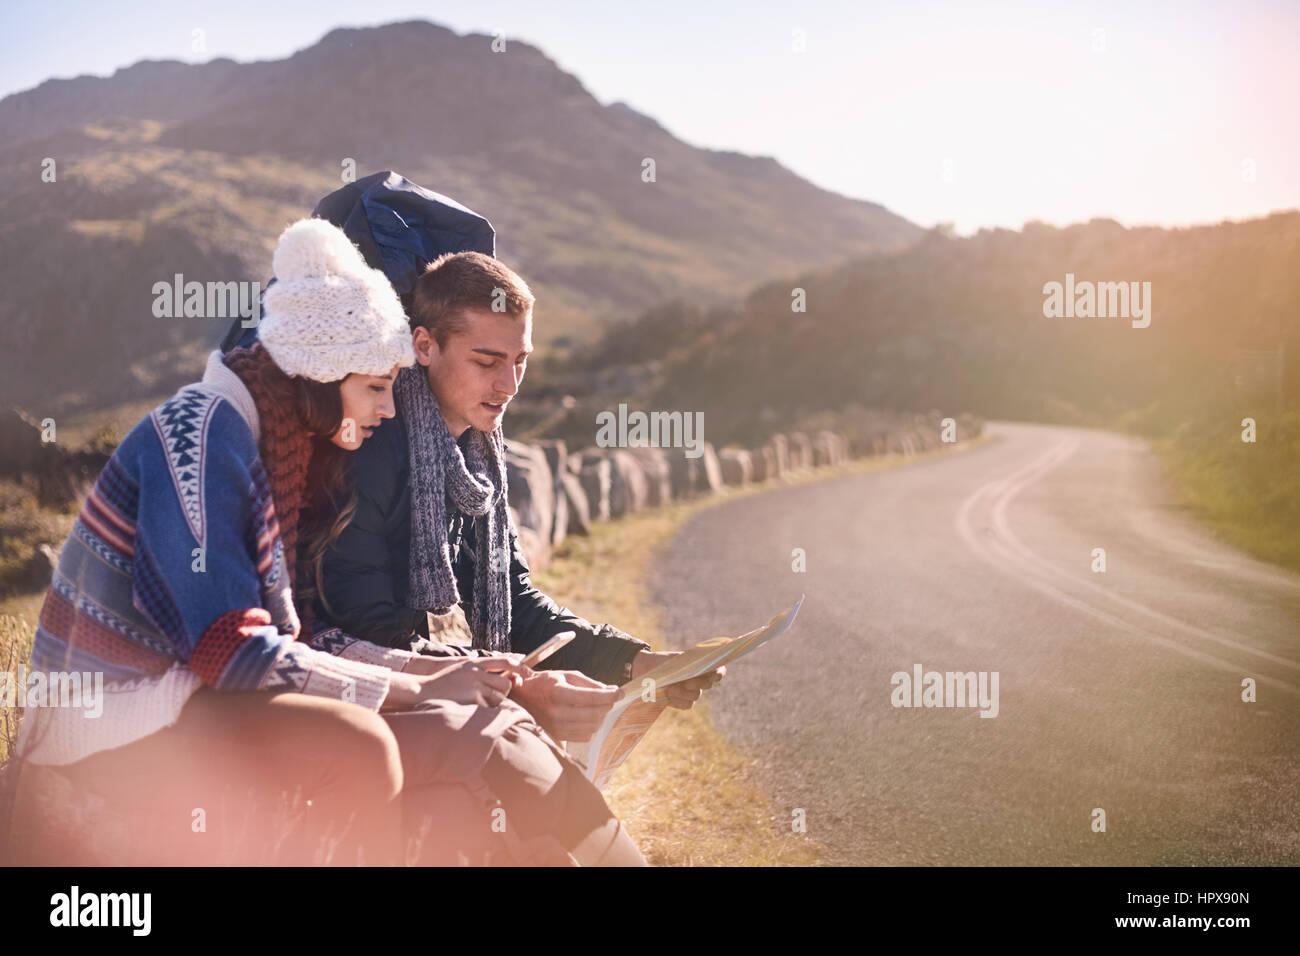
394,364,512,652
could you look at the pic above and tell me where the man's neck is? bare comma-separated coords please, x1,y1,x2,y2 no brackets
442,412,471,441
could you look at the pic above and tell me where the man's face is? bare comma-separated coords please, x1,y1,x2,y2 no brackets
414,307,532,437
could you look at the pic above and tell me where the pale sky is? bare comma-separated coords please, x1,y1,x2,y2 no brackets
4,0,1297,234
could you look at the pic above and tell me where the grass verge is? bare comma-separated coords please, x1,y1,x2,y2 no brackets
1150,412,1300,573
1,616,35,766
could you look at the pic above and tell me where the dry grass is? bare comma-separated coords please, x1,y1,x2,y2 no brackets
1,616,35,767
533,437,990,865
0,594,44,631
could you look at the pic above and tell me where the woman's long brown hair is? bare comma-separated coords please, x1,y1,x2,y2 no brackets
223,344,356,640
300,441,358,623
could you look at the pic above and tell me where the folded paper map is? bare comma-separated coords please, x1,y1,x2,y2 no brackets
566,595,805,789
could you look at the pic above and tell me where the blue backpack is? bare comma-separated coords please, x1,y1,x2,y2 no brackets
221,170,496,353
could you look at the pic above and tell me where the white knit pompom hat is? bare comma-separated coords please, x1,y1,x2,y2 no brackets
259,218,415,382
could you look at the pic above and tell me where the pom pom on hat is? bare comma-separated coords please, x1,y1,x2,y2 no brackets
260,218,415,382
272,217,368,280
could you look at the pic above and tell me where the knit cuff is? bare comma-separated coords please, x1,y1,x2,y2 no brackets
308,625,416,669
293,646,392,711
335,636,416,670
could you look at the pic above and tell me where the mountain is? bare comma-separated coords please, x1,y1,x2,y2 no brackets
0,19,920,411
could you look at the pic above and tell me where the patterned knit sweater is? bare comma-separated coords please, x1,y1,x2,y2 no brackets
17,352,417,766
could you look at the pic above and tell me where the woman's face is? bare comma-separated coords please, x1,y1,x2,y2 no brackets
330,366,399,450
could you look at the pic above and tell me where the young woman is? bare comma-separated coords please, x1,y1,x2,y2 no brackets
9,218,519,864
12,216,645,866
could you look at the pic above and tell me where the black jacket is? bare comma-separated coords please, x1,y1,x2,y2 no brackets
315,416,648,686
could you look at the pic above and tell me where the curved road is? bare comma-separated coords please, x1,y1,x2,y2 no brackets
650,422,1300,865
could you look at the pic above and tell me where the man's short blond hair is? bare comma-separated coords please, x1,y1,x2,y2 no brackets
409,252,534,347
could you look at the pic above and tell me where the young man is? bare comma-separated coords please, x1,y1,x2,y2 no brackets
316,251,722,743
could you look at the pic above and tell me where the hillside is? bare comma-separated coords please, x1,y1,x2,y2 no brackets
539,213,1300,445
0,19,920,412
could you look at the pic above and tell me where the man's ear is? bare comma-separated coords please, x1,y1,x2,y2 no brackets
412,325,438,367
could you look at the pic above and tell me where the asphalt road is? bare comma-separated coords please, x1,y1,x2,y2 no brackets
649,422,1300,864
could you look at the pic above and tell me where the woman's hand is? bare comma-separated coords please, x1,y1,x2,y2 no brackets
382,658,527,710
402,651,527,679
475,653,530,693
401,654,461,676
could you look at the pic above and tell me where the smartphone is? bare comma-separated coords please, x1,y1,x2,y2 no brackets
519,631,577,668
